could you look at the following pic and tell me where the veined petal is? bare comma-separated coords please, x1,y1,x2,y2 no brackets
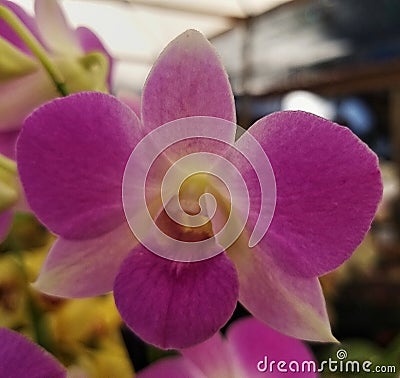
76,26,114,90
17,92,141,239
182,333,235,378
242,111,382,277
226,317,318,377
33,222,137,297
137,357,205,378
142,29,235,134
114,247,238,349
0,328,66,378
34,0,82,56
228,234,335,342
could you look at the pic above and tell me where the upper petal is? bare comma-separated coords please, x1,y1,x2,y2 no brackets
76,26,114,90
34,0,82,56
226,317,318,377
228,234,335,342
141,29,235,134
114,247,238,349
17,92,142,239
242,111,382,277
33,221,137,298
0,328,66,378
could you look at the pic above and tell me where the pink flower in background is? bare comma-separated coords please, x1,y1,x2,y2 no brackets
138,317,318,378
0,328,66,378
0,0,113,159
17,30,382,349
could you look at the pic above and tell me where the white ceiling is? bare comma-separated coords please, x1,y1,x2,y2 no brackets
11,0,292,93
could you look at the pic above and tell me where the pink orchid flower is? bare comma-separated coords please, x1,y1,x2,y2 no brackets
17,30,382,349
0,0,113,159
0,328,66,378
138,317,318,378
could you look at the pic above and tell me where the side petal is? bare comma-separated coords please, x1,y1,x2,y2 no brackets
137,357,205,378
142,29,235,134
34,0,82,56
226,317,318,377
114,247,238,349
0,328,66,378
228,235,336,342
243,111,382,277
75,26,114,90
182,333,235,378
0,129,19,159
33,222,137,298
17,92,141,239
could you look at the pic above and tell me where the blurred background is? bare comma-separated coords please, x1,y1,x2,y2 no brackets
1,0,400,376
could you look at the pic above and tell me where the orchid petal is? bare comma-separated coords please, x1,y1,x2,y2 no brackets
34,0,82,56
241,111,382,277
182,333,235,378
114,247,238,349
227,317,318,377
34,222,137,297
0,328,66,378
0,0,43,55
137,356,205,378
0,210,12,241
228,234,335,342
142,29,235,134
76,26,114,90
17,92,141,239
0,129,19,159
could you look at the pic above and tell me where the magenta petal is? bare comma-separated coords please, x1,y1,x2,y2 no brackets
0,210,12,241
114,247,238,349
182,333,234,378
142,29,235,134
0,1,43,55
247,111,382,277
17,92,142,239
227,317,318,377
137,357,204,378
34,222,137,297
76,26,114,90
228,236,335,342
0,130,19,160
0,328,66,378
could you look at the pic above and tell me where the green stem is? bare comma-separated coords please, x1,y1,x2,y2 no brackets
0,153,17,174
0,5,68,96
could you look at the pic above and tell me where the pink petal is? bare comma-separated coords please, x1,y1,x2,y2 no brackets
114,247,238,349
244,111,382,277
33,222,137,297
137,357,205,378
0,210,12,241
76,26,114,90
228,235,335,342
34,0,82,55
182,333,235,378
0,1,43,55
227,317,318,377
141,30,235,134
0,130,19,159
0,328,66,378
17,92,142,239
